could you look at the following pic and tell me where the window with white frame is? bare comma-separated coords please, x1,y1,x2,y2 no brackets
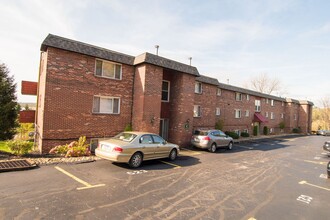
217,88,222,96
234,130,241,136
270,128,274,134
93,96,120,114
270,112,274,119
195,82,202,94
266,98,269,104
271,99,274,106
265,112,269,118
235,92,243,101
245,110,250,117
243,129,249,134
235,109,242,118
193,105,201,117
281,113,284,119
255,100,261,112
294,114,297,120
216,107,221,116
246,94,250,101
161,80,170,102
95,59,122,79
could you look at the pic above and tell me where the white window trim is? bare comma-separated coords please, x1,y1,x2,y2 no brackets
245,110,250,117
216,107,221,116
194,105,201,117
235,109,242,118
217,88,222,96
281,113,284,119
95,59,122,80
92,96,121,114
271,99,274,106
255,100,261,112
246,94,250,101
270,112,275,119
195,82,202,94
236,93,243,101
265,112,269,118
161,80,170,102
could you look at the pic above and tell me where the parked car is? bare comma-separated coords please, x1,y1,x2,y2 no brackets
191,129,234,153
323,141,330,152
95,131,180,168
317,130,330,136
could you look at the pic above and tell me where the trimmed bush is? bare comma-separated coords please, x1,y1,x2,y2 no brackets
225,131,239,139
6,140,33,155
292,127,301,133
263,126,269,135
241,132,250,137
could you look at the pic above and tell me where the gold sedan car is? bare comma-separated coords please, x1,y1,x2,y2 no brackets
95,132,180,168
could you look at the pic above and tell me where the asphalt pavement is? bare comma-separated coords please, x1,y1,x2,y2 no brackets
0,135,329,219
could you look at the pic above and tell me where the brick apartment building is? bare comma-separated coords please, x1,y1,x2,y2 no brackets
26,34,313,153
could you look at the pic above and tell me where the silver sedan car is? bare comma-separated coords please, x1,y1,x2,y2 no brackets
95,131,180,168
191,129,233,153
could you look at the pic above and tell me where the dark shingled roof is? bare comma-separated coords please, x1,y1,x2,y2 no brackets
218,82,286,102
41,34,135,65
134,53,199,76
196,75,220,86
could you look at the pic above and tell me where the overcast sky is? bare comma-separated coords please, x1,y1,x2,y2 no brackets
1,0,329,106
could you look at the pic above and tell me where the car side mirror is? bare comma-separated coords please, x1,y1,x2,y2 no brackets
163,141,167,145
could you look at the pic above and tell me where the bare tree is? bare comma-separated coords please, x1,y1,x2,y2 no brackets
245,73,283,95
312,97,330,131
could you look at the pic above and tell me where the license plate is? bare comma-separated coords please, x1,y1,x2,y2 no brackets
101,144,111,151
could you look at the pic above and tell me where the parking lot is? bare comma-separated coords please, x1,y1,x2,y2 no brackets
1,135,329,219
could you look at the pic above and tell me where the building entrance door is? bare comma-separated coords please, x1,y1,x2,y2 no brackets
159,118,169,140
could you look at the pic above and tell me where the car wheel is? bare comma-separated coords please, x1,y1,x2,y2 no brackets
209,143,217,153
227,142,233,150
129,152,143,168
169,149,177,161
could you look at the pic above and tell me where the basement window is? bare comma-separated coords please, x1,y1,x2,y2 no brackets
95,59,122,80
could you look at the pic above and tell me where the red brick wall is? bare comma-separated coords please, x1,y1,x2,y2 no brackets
19,110,36,123
167,72,195,147
132,64,162,134
21,81,38,95
39,47,134,152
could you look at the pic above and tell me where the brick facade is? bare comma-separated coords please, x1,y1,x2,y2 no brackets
31,34,313,153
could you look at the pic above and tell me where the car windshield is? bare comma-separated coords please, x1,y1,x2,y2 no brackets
113,132,137,142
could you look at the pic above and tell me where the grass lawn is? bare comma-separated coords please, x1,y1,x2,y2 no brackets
0,141,12,153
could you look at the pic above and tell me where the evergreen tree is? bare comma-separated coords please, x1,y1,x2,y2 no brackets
0,63,18,140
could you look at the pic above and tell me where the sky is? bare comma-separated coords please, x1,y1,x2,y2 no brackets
1,0,330,107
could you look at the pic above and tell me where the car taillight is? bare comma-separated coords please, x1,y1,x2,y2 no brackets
113,146,123,152
202,136,211,141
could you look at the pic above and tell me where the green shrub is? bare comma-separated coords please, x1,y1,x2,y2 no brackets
263,126,269,135
253,126,258,136
215,120,223,130
225,131,239,139
279,122,285,130
49,136,91,157
292,127,301,133
6,140,33,155
241,132,250,137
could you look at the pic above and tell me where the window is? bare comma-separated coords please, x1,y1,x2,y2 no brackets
270,112,274,119
217,88,222,96
246,94,250,101
152,135,165,144
255,100,261,112
235,109,241,118
216,107,221,116
195,82,202,94
161,80,170,102
281,113,284,119
265,112,269,118
294,114,297,120
95,59,122,79
193,105,201,117
245,110,250,117
243,129,249,134
266,98,269,104
234,130,240,136
140,135,153,144
271,100,274,106
235,93,242,101
270,128,274,134
211,130,220,137
93,96,120,114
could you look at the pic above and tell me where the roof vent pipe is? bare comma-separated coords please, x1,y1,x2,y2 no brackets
155,45,159,55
